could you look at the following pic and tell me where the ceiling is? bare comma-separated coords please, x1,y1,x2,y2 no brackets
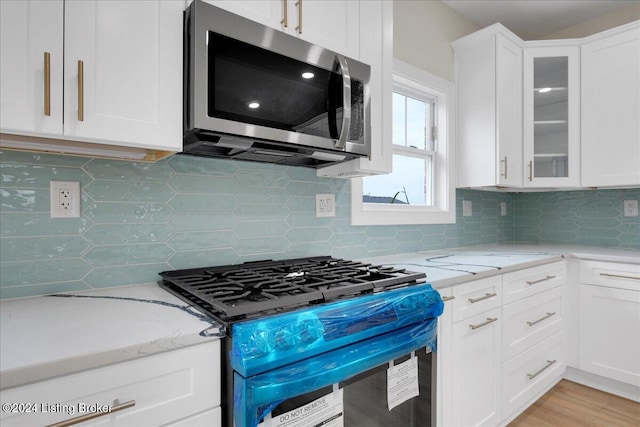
441,0,636,40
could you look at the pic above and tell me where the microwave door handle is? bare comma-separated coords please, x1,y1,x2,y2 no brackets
334,54,351,150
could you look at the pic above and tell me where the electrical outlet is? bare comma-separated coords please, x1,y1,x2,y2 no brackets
50,181,80,218
624,200,638,217
462,200,472,217
316,194,335,217
500,202,507,217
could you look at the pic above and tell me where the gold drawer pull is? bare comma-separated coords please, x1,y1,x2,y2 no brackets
441,295,455,302
527,360,556,380
527,312,556,327
45,399,135,427
44,52,51,116
295,0,302,34
281,0,287,27
468,292,497,303
526,275,556,286
77,60,84,121
600,273,640,281
469,317,498,330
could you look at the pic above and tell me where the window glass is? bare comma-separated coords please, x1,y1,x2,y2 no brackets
363,155,428,205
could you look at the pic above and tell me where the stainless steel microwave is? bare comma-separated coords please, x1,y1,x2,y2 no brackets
183,0,371,168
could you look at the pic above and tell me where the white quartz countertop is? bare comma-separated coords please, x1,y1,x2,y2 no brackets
1,244,638,391
0,284,223,390
363,243,640,289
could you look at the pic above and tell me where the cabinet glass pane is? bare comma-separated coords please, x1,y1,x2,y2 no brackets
533,57,569,178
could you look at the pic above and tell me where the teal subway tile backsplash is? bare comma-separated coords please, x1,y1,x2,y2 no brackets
513,189,640,248
1,149,638,299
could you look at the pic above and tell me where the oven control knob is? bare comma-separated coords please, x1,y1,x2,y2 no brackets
250,330,275,355
299,319,324,343
275,324,301,348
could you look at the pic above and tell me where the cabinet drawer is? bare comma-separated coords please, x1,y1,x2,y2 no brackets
580,260,640,291
451,276,502,322
503,331,565,420
502,261,565,304
503,286,565,360
0,341,220,427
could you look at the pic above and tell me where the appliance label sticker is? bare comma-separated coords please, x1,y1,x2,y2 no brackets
387,355,419,411
259,388,344,427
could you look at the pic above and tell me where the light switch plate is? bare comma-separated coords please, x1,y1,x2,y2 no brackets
500,202,507,217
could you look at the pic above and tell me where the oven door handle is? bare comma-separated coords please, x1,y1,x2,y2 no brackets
334,54,351,150
233,318,438,427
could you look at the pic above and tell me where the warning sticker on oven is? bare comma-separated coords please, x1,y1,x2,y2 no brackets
259,388,344,427
387,355,419,411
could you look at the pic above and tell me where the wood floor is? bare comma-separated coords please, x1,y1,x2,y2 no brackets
508,380,640,427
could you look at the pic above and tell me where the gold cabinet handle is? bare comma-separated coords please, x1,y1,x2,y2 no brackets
600,273,640,281
500,156,508,179
527,360,556,380
526,311,556,327
468,292,497,304
441,295,455,302
281,0,288,27
44,52,51,116
295,0,302,34
45,399,135,427
469,317,498,330
526,275,556,286
77,60,84,121
528,160,533,182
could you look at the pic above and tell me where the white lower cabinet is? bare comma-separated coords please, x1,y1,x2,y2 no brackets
0,341,221,427
502,331,565,419
578,261,640,388
438,261,567,427
451,307,502,427
447,276,503,427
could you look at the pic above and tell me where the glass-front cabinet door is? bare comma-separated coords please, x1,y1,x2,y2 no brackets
523,46,580,187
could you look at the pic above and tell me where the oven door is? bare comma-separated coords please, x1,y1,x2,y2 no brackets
234,318,437,427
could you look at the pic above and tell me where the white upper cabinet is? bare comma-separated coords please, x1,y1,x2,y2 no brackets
205,0,359,59
523,45,580,188
0,0,63,136
581,22,640,188
454,24,523,188
317,0,393,178
0,0,183,154
63,1,183,151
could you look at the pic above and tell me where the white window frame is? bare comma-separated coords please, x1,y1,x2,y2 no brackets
351,60,456,225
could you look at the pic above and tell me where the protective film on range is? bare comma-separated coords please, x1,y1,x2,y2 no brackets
234,318,438,427
230,283,444,377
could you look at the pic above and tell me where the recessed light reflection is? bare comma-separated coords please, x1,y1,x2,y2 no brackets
302,72,315,79
538,87,552,93
248,101,260,109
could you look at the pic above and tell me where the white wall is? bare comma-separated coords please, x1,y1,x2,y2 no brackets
540,3,640,39
393,0,479,81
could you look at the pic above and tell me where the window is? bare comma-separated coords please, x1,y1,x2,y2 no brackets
351,60,455,225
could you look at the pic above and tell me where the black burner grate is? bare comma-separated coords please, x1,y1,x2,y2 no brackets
159,256,425,321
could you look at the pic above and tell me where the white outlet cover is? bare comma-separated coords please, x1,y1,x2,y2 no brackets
623,200,638,217
500,202,507,217
50,181,81,218
462,200,472,217
316,194,335,217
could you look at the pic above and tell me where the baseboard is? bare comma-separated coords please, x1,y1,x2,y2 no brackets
563,367,640,402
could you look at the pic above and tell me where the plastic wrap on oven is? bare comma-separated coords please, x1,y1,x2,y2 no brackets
230,283,443,377
234,318,438,427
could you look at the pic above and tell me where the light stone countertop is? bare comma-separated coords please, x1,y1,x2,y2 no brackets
0,284,223,390
1,243,637,391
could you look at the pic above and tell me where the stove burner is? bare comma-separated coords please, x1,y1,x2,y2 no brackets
159,256,426,321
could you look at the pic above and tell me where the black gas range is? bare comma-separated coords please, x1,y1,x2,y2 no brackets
159,256,442,427
159,255,427,324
